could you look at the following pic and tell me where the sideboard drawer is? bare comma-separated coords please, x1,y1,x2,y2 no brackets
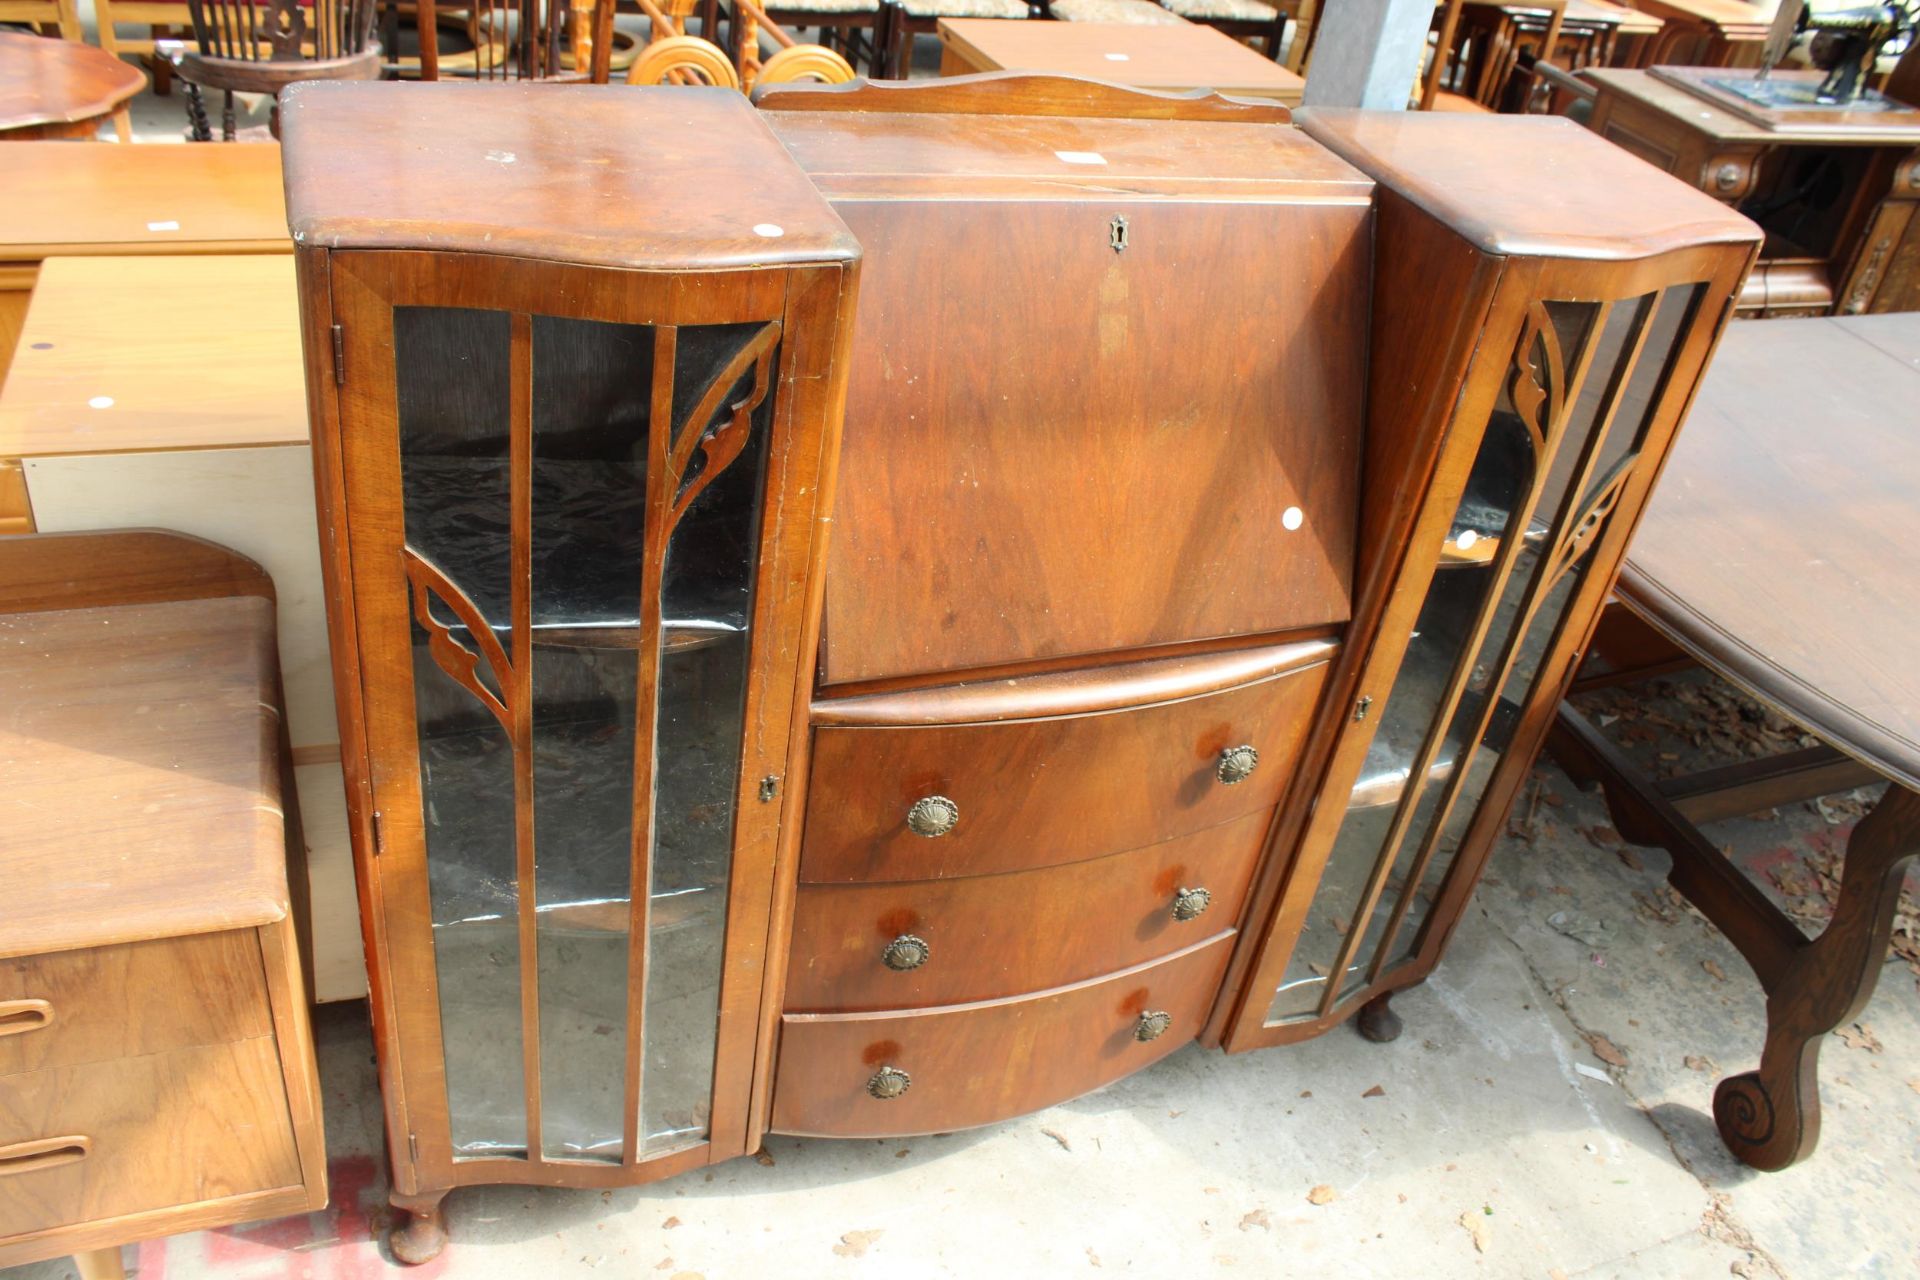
787,809,1269,1011
770,931,1234,1138
0,1037,304,1236
801,656,1330,884
0,932,274,1076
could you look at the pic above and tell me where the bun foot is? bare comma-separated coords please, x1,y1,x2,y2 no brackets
1356,992,1403,1044
389,1193,449,1265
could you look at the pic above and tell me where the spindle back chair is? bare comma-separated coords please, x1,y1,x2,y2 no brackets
179,0,380,138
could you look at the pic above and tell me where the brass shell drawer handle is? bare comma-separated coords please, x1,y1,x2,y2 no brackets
0,999,53,1039
1216,744,1259,785
1170,886,1212,922
1135,1010,1173,1042
867,1066,912,1100
906,795,959,838
881,934,931,971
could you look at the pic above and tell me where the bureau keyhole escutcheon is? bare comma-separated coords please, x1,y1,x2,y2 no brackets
867,1066,912,1100
906,795,959,838
882,934,931,971
1135,1010,1172,1042
1216,744,1259,785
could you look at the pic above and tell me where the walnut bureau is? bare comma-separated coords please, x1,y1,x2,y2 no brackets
284,77,1759,1259
0,530,327,1277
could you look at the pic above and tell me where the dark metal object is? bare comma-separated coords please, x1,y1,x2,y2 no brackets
881,934,931,971
1134,1010,1172,1042
867,1066,912,1099
1216,745,1259,785
1171,886,1212,922
905,795,959,837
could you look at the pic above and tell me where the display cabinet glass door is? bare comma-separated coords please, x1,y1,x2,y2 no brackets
385,304,783,1163
1263,281,1705,1027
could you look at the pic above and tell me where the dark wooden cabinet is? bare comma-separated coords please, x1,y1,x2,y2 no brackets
282,82,860,1260
287,76,1759,1262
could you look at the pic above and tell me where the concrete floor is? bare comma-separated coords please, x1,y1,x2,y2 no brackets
6,667,1918,1280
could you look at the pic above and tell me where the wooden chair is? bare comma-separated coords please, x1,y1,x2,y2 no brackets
177,0,380,138
1421,0,1564,110
415,0,616,79
879,0,1032,79
731,0,853,86
93,0,193,96
737,0,883,76
1043,0,1183,25
625,30,739,81
1154,0,1289,61
0,0,81,40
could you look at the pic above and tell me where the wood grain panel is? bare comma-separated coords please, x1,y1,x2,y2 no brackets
0,1036,303,1236
771,932,1233,1138
0,933,272,1076
801,656,1331,883
787,809,1269,1011
817,193,1367,685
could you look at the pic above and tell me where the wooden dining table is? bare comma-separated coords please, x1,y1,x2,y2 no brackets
0,30,145,142
1550,311,1920,1172
936,18,1306,105
1626,0,1774,67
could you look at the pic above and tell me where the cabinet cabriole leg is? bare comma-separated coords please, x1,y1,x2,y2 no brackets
389,1190,450,1265
1355,991,1403,1043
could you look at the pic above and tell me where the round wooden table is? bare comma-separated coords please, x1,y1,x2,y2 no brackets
0,32,145,142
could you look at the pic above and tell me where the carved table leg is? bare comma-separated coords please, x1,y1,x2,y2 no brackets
389,1189,450,1266
73,1247,125,1280
1713,784,1920,1171
1356,990,1403,1043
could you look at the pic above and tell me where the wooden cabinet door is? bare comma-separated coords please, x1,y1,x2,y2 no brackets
322,249,846,1185
1220,246,1750,1052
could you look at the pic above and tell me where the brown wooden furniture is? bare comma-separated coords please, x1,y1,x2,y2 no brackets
0,253,370,1005
1586,66,1920,315
0,143,289,538
1425,0,1566,110
1628,0,1772,67
1153,0,1290,62
936,16,1305,102
0,528,327,1275
1547,311,1920,1171
0,0,80,40
414,0,616,79
94,0,193,97
0,31,144,142
879,0,1030,80
625,31,741,81
287,72,1757,1259
738,0,886,78
281,79,860,1263
176,0,380,140
729,0,857,86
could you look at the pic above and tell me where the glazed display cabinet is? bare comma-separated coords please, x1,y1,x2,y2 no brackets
281,82,858,1260
284,74,1761,1261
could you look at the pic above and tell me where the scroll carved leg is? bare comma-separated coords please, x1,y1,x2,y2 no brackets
389,1189,450,1266
1713,784,1920,1171
1356,990,1404,1043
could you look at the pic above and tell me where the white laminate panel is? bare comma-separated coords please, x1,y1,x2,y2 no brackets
23,445,337,747
295,760,369,1001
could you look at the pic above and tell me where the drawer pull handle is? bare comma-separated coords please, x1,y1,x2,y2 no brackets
0,999,53,1038
1134,1010,1173,1043
905,795,959,838
867,1066,912,1100
881,934,931,972
1216,745,1259,785
1170,887,1213,922
0,1135,91,1177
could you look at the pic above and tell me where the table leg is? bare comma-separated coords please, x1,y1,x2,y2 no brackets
1714,783,1920,1170
74,1247,126,1280
1550,703,1920,1170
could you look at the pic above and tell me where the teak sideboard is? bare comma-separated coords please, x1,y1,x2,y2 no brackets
280,77,1759,1260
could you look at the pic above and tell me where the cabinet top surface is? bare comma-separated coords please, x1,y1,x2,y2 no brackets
0,141,288,260
766,110,1372,202
0,593,290,959
1587,68,1920,145
1297,109,1761,260
1618,312,1920,792
281,82,859,270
